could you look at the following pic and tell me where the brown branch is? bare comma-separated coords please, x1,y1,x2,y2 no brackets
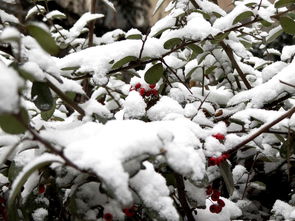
225,105,295,155
175,174,196,221
88,0,96,47
46,80,85,116
220,41,252,89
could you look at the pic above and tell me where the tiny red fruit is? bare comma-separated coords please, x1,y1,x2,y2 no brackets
145,90,152,96
211,190,220,201
217,199,225,207
135,83,141,89
212,133,225,141
103,213,113,221
209,204,222,213
149,84,156,89
150,89,158,96
208,157,217,166
206,186,213,195
38,185,46,194
139,88,146,96
123,208,135,217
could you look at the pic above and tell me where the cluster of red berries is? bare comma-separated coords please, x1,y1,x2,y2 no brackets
206,186,225,214
130,83,158,97
208,153,230,166
103,205,137,221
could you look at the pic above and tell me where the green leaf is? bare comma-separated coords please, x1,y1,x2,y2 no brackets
205,66,217,75
17,67,36,82
186,66,199,79
192,9,210,20
31,81,54,111
27,23,59,56
213,32,229,43
61,66,80,71
266,27,283,44
0,108,29,134
218,160,234,196
240,40,252,49
279,16,295,35
275,0,295,8
41,100,56,121
8,154,63,218
112,56,137,69
163,38,182,49
260,20,272,27
126,34,142,40
187,43,203,60
144,63,164,84
233,11,254,24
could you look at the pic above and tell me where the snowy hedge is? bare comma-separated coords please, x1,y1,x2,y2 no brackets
1,0,295,220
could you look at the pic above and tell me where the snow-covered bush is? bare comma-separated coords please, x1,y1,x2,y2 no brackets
1,0,295,220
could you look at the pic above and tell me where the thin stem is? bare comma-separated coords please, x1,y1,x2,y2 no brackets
46,80,85,116
161,59,193,94
88,0,96,47
242,153,259,199
220,41,252,90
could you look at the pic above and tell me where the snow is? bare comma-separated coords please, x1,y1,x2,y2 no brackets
45,10,66,20
130,162,179,220
26,5,45,20
41,118,207,205
0,9,19,23
123,91,146,119
150,14,176,37
0,62,24,114
272,200,295,220
281,45,295,61
147,96,184,121
68,12,104,41
79,99,113,118
32,208,48,221
228,62,295,107
56,38,166,84
0,26,20,41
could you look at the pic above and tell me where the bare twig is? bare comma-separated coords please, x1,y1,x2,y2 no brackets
88,0,96,47
242,153,259,199
225,105,295,155
46,80,85,116
220,41,252,90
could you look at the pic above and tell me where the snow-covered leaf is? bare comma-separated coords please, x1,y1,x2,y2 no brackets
233,11,254,25
112,56,137,69
164,38,182,49
27,23,59,56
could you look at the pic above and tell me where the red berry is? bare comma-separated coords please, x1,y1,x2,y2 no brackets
212,133,225,141
38,185,46,194
208,157,217,166
149,84,156,89
151,89,158,96
206,186,213,195
139,88,146,96
103,213,113,221
209,204,222,213
135,83,141,89
123,208,135,217
211,190,220,201
222,153,230,160
216,156,223,165
217,199,225,207
145,90,152,96
215,205,222,213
